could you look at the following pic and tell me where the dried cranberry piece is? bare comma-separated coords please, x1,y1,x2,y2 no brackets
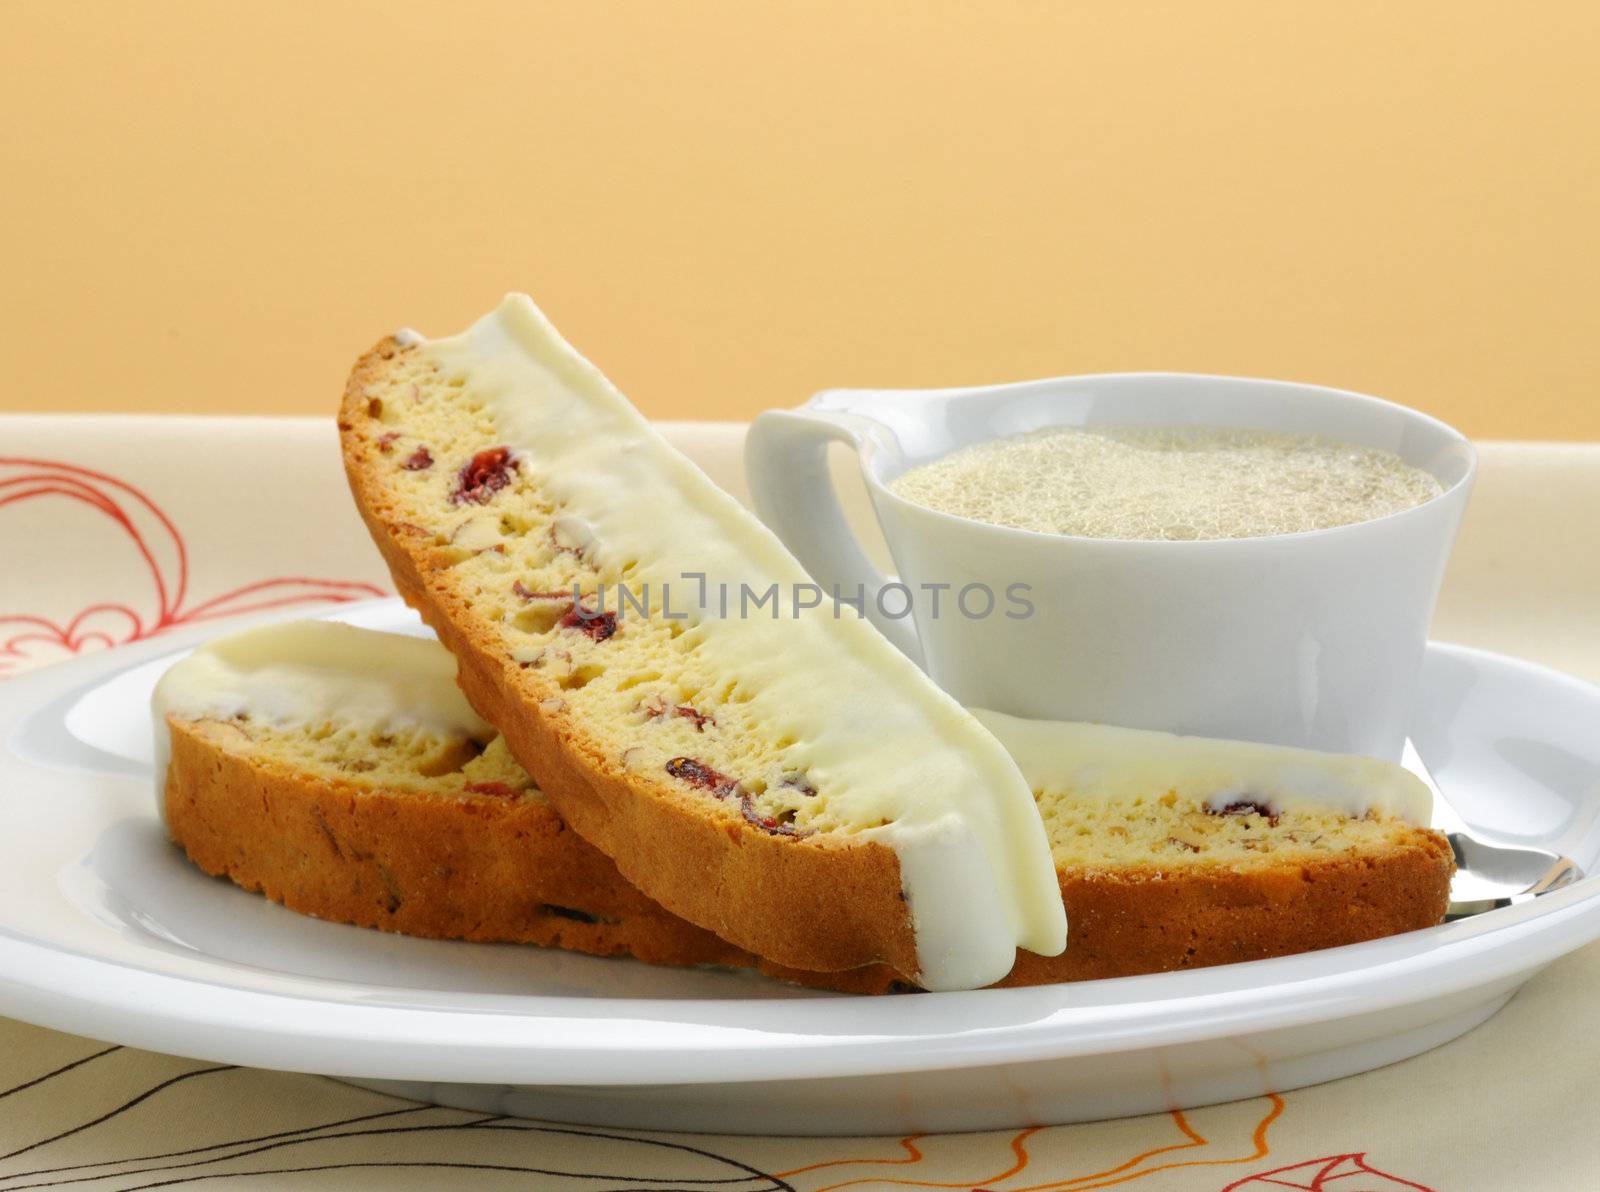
511,583,616,640
664,758,805,838
377,431,401,454
559,606,617,641
464,781,520,798
452,446,517,504
672,705,713,731
1209,798,1279,826
665,756,738,796
402,446,434,470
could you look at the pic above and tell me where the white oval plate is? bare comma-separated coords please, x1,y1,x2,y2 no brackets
3,598,1600,1135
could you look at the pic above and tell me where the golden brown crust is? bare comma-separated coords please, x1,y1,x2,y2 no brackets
338,337,921,979
766,829,1456,991
163,716,753,968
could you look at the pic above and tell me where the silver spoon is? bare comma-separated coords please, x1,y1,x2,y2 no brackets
1401,739,1583,920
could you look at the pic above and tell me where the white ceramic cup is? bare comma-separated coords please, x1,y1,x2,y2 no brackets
745,373,1475,760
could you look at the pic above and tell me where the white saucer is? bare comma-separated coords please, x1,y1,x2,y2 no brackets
3,598,1600,1135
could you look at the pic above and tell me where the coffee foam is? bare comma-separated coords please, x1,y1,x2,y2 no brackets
890,425,1443,540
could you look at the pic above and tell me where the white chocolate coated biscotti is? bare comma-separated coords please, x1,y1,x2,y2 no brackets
154,620,753,970
338,296,1066,990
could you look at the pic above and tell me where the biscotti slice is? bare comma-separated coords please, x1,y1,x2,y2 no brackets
768,712,1453,989
153,620,751,969
338,295,1064,991
974,710,1453,984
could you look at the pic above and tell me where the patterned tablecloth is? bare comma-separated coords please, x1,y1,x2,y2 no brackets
3,415,1598,1191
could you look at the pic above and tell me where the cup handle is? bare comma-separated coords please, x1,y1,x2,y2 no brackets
745,408,924,664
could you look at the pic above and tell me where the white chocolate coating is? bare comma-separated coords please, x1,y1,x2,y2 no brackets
975,709,1430,824
151,620,492,824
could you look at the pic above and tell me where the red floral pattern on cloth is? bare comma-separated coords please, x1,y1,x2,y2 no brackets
0,457,384,676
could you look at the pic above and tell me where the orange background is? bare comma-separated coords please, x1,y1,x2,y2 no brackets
2,1,1596,437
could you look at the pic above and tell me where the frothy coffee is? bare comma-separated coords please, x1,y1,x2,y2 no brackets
889,425,1442,540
